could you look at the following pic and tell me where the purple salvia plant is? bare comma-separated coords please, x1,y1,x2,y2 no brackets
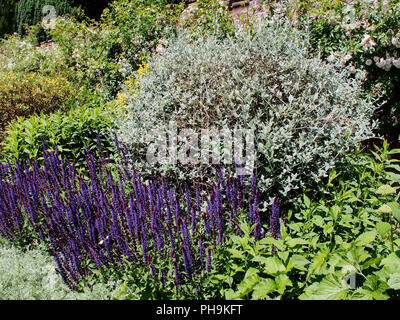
0,138,269,289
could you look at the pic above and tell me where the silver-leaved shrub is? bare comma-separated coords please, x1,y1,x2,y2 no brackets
117,23,377,206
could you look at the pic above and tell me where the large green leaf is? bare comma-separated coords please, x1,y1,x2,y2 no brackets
387,201,400,222
299,275,349,300
254,256,286,275
388,273,400,290
227,248,245,259
237,268,260,297
354,231,377,247
376,185,397,196
251,278,276,300
380,252,400,273
275,274,293,295
306,246,331,280
376,222,391,237
286,238,309,248
291,254,310,271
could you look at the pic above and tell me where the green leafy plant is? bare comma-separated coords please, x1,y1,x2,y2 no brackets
211,142,400,300
1,104,117,171
289,0,400,145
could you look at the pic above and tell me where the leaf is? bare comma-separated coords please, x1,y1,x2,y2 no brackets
254,256,286,275
312,215,325,228
376,185,397,196
387,148,400,155
351,287,389,300
330,205,341,221
225,289,240,300
275,274,293,295
291,254,310,271
306,246,331,281
299,274,349,300
114,281,128,300
387,273,400,290
378,204,392,214
259,237,284,250
286,238,309,248
212,274,227,281
227,248,245,259
237,268,260,297
354,231,377,247
387,201,400,222
304,194,311,207
251,278,276,300
380,252,400,272
354,275,390,300
376,222,391,237
323,223,334,236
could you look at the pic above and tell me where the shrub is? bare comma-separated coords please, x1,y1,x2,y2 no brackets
0,71,74,139
291,0,400,145
113,62,151,111
47,16,121,96
2,1,182,98
0,104,117,171
45,1,181,98
0,31,66,77
98,0,183,96
117,24,376,206
255,0,400,145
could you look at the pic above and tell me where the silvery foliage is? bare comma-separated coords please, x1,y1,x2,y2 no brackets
117,23,377,207
0,238,121,300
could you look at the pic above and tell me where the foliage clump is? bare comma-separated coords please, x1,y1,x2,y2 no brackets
212,143,400,300
0,71,74,140
0,104,116,171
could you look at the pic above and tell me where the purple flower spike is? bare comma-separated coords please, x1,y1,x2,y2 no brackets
270,197,281,239
199,235,205,266
206,248,212,274
173,259,180,286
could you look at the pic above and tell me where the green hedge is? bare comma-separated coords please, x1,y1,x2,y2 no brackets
0,0,17,37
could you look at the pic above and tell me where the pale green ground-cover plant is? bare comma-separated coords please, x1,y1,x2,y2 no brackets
0,237,122,300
